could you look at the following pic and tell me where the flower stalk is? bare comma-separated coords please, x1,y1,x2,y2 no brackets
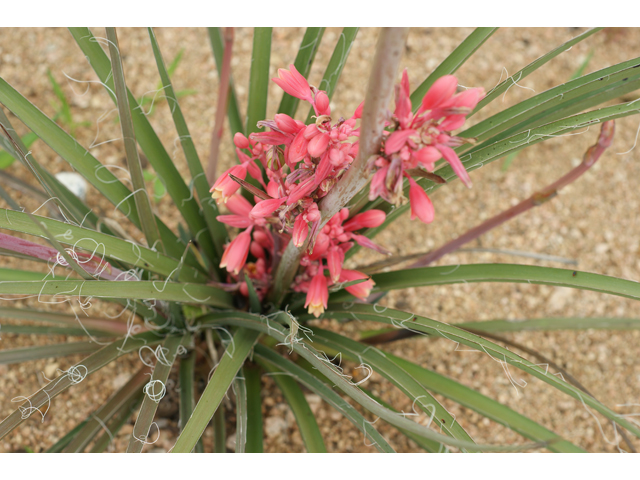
207,27,234,184
409,120,615,269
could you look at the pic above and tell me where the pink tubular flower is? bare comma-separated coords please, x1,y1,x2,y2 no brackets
436,144,472,188
210,164,246,204
339,270,375,299
220,227,253,275
293,214,309,247
369,70,483,209
305,270,328,318
343,210,386,232
234,132,250,149
250,198,287,219
327,246,345,283
408,176,435,224
419,74,458,112
272,65,313,104
226,194,253,216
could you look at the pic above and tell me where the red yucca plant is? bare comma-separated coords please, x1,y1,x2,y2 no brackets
0,27,639,453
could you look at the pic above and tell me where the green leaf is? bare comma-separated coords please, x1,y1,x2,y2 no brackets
460,56,640,148
0,181,19,210
570,49,595,80
171,328,261,453
105,27,163,254
316,303,640,441
233,371,248,453
277,28,325,117
148,28,227,261
310,327,478,450
244,273,261,313
213,405,226,453
127,335,187,452
0,74,193,264
64,366,150,452
0,208,207,283
243,364,264,453
305,28,359,123
330,264,640,304
208,28,243,138
46,69,73,130
410,28,498,111
178,347,196,436
457,317,640,333
246,28,272,136
472,28,602,113
0,341,100,365
90,393,143,452
0,108,102,230
31,212,94,281
0,267,46,281
0,331,163,440
68,27,214,265
359,386,443,452
0,279,232,308
198,311,534,451
177,346,203,452
254,344,392,452
0,324,112,337
0,132,38,169
46,420,89,452
260,358,326,452
0,305,130,336
389,354,585,452
500,149,520,171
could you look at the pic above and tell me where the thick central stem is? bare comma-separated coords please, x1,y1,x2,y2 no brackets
267,27,409,306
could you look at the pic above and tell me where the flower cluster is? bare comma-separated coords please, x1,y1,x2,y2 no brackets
210,65,482,316
369,70,484,223
293,208,387,317
211,65,383,314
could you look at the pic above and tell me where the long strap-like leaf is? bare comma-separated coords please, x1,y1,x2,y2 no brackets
68,27,214,265
410,28,497,111
472,28,602,113
315,304,640,441
105,27,163,254
255,345,392,452
64,366,151,452
0,75,197,268
0,279,232,308
457,317,640,333
127,335,187,452
171,328,260,452
388,354,585,452
305,27,359,124
148,28,228,261
197,311,541,451
0,209,206,283
310,327,478,450
348,264,640,303
0,331,162,440
246,28,272,136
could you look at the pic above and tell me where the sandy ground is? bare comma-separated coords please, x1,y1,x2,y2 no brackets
0,27,639,453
